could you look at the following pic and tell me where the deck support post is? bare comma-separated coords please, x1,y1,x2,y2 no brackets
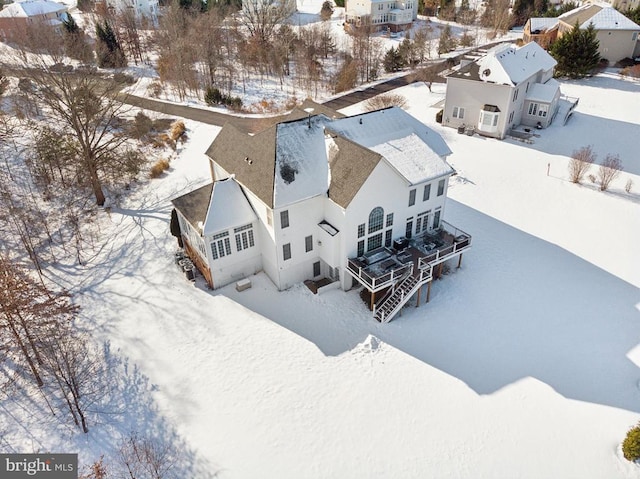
427,281,432,303
437,263,444,278
416,287,421,307
457,253,463,269
370,290,375,311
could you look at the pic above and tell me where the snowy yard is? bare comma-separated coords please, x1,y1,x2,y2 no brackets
4,71,640,478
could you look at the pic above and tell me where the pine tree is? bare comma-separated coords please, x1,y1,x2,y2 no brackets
550,22,600,78
383,46,404,72
438,24,457,56
95,21,127,68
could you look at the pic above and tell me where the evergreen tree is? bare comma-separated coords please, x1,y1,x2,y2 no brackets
437,24,457,56
550,22,600,78
383,46,404,72
95,20,127,68
621,5,640,25
62,14,93,63
62,13,79,34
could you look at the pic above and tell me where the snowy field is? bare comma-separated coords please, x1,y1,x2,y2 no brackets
1,0,637,475
4,72,640,476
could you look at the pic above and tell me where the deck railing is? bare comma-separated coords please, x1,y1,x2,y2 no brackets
348,221,472,293
346,259,413,292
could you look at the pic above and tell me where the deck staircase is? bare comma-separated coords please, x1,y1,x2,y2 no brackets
373,267,432,323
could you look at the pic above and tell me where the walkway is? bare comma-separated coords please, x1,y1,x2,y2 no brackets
120,41,508,132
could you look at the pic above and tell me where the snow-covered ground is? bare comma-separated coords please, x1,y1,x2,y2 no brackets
3,70,640,476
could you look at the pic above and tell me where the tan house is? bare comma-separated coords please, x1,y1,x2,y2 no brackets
0,0,68,41
523,17,559,49
443,42,564,140
524,3,640,63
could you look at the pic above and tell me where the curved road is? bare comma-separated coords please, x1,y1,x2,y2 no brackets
121,42,507,132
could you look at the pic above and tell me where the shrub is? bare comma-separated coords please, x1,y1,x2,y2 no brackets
459,32,475,47
625,178,633,194
587,174,596,183
621,64,640,78
170,120,186,141
149,158,170,178
320,0,334,20
113,72,135,85
623,424,640,462
597,154,623,191
130,112,153,139
204,86,223,105
365,93,408,111
568,145,595,183
147,81,163,98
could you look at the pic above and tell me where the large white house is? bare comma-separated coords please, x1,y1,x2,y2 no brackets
97,0,158,23
345,0,418,32
442,42,571,140
172,104,471,322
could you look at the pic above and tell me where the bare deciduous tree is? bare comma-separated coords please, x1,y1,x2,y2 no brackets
596,154,623,191
239,0,296,45
568,145,595,184
15,46,134,206
0,256,78,388
41,325,105,434
116,432,178,479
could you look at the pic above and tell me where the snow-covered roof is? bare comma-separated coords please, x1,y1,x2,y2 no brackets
528,17,559,32
526,78,560,103
583,6,640,30
273,115,330,209
326,107,453,185
476,42,557,86
207,104,453,210
0,0,67,18
203,177,257,236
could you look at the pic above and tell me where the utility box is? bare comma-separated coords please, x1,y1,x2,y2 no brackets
235,278,252,292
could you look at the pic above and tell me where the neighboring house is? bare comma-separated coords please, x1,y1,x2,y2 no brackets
171,103,472,323
442,42,564,140
95,0,159,23
524,3,640,63
0,0,68,41
345,0,418,32
523,17,559,49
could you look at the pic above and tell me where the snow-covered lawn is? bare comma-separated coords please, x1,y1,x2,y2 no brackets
5,72,640,477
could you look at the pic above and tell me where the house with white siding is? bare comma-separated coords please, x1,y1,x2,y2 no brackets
345,0,418,32
171,103,471,322
442,42,568,140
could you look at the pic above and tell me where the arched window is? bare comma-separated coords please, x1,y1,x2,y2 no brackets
368,207,384,234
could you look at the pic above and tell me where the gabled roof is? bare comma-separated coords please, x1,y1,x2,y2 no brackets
558,3,640,30
171,183,213,234
526,78,560,103
558,3,602,27
205,106,453,210
206,122,277,208
203,177,256,236
479,42,556,86
0,0,67,18
528,17,559,32
450,42,556,86
171,178,257,236
327,108,453,186
326,135,382,209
